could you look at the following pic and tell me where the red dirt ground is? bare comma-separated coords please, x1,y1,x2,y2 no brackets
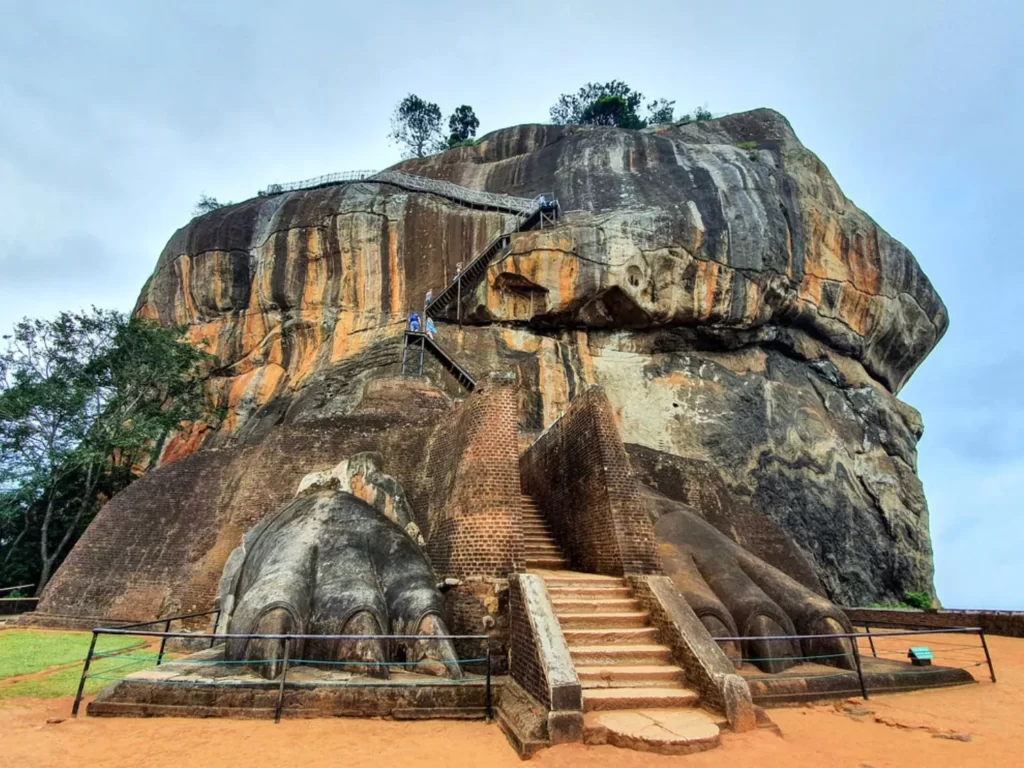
1,633,1020,767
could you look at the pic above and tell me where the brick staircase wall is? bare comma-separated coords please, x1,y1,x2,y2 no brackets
508,574,584,743
520,386,660,576
423,373,523,578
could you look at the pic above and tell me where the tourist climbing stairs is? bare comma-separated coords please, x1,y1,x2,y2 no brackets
402,331,477,391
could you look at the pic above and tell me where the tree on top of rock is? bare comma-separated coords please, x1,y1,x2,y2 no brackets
447,105,480,148
549,81,686,128
389,94,445,158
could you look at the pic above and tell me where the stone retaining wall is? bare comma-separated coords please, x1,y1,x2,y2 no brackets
845,607,1024,638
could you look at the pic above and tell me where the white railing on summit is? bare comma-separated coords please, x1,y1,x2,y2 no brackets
268,169,542,215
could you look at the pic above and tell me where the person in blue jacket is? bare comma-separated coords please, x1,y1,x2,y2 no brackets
409,312,421,333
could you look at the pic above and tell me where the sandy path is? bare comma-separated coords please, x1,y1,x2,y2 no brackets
1,634,1019,767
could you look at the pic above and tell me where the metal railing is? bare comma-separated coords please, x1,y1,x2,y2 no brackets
72,618,492,723
262,167,546,216
714,626,996,701
264,170,379,193
373,170,540,215
0,583,33,595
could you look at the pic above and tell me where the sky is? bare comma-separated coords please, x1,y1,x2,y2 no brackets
1,1,1021,608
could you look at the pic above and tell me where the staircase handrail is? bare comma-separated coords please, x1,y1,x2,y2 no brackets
370,170,539,215
263,168,546,216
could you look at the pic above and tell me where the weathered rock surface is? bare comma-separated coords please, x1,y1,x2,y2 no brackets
82,109,943,609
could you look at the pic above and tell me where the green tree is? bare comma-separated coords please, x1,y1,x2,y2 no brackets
550,82,701,128
447,105,480,147
646,98,676,125
0,309,214,593
193,194,227,217
550,80,646,127
389,94,445,158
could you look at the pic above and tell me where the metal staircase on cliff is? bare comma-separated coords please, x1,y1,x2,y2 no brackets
400,331,477,391
424,195,558,321
265,166,559,323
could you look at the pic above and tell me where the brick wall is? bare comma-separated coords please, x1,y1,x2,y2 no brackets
508,576,551,708
520,386,660,576
845,607,1024,639
508,574,581,719
423,374,523,578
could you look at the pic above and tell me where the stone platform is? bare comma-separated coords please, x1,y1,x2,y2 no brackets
740,656,976,706
88,646,493,720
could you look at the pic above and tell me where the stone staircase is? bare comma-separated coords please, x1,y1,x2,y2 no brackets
520,496,568,570
543,573,699,712
517,499,722,753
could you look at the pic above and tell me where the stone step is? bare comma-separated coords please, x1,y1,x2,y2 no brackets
570,644,674,666
551,598,640,613
542,574,624,588
562,627,660,646
582,709,720,755
522,536,558,546
523,546,563,558
576,665,686,688
582,687,699,712
525,557,568,569
556,612,650,629
547,586,633,600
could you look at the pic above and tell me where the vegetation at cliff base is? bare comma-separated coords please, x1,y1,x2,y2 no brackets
0,309,214,594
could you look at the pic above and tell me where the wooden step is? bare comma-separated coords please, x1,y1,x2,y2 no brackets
562,627,660,646
551,598,640,613
582,687,699,712
570,645,674,666
557,612,650,629
576,665,685,688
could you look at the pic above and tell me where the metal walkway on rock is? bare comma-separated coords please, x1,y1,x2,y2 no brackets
401,332,477,391
265,166,558,392
266,168,541,216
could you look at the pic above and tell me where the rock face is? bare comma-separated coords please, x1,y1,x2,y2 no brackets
85,109,943,610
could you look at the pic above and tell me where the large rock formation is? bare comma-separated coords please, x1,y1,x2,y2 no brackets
42,108,945,623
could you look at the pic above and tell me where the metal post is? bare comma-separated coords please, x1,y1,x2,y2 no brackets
457,276,462,327
275,637,291,724
865,624,877,658
979,630,996,683
418,336,425,376
210,610,222,648
72,631,99,716
485,639,492,721
401,333,409,376
851,637,869,700
156,619,171,665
